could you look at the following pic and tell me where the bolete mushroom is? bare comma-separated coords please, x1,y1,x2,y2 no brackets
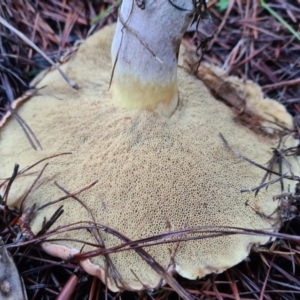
0,0,299,293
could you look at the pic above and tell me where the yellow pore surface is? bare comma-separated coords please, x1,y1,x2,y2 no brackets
0,25,291,291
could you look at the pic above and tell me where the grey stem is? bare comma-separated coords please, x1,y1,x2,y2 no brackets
111,0,194,117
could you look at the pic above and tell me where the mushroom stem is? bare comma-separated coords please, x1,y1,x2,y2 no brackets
111,0,194,117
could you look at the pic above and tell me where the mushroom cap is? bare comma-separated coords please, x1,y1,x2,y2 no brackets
0,24,297,291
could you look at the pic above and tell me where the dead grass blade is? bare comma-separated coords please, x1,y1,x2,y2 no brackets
0,16,79,90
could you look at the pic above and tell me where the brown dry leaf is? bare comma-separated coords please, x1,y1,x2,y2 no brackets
181,40,293,133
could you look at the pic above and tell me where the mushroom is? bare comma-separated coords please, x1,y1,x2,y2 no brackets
0,0,299,293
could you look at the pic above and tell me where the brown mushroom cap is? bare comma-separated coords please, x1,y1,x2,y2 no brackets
0,24,298,291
